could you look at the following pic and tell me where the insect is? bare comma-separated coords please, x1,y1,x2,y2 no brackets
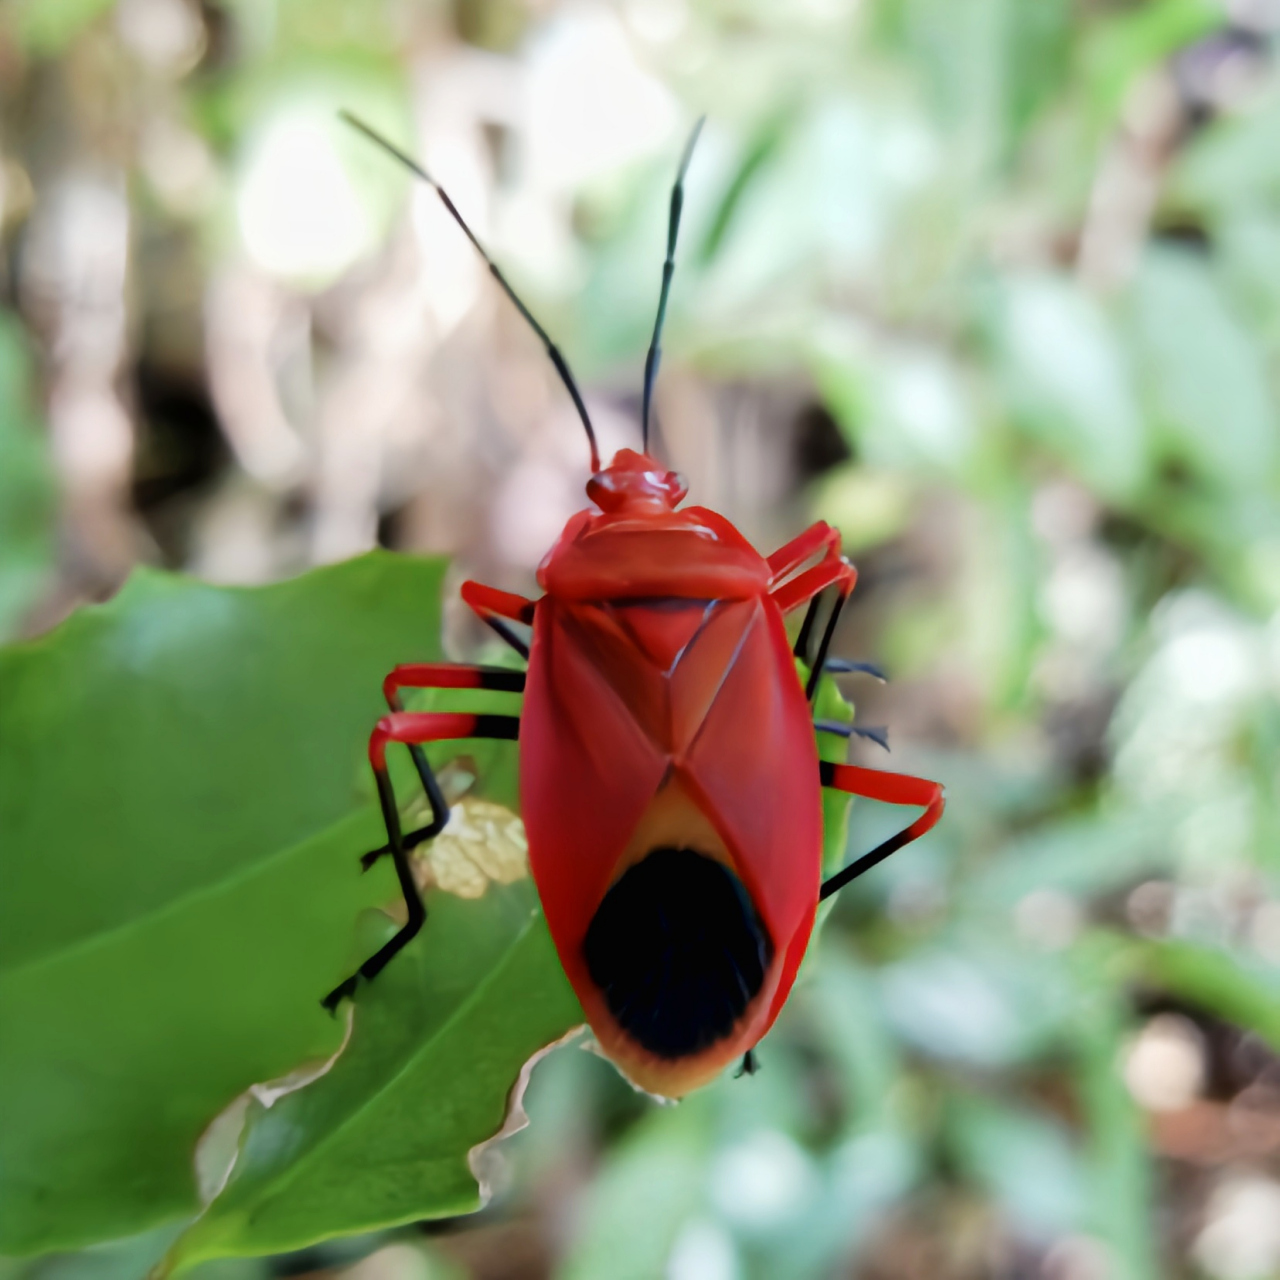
323,114,945,1098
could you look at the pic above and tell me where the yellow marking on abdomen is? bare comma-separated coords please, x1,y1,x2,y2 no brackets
608,774,734,885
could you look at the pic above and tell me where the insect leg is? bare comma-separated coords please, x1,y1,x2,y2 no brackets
804,585,852,700
767,521,840,586
771,550,858,701
770,552,857,618
321,711,521,1010
817,761,944,901
383,663,526,702
814,720,890,752
825,658,887,682
366,664,527,866
460,581,537,659
772,528,885,693
793,591,824,663
771,525,844,667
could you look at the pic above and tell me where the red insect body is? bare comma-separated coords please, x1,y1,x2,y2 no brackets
325,115,946,1100
515,450,824,1094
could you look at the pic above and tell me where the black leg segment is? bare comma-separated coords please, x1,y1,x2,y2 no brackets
322,767,425,1011
794,591,823,663
322,712,521,1010
480,616,530,660
804,587,850,701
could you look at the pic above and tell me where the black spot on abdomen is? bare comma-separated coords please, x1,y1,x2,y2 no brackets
582,847,773,1060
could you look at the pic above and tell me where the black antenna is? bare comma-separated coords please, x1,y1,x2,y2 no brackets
641,116,705,455
341,111,601,473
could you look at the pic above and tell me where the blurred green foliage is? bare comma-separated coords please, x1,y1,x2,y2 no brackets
0,317,54,642
4,0,1280,1277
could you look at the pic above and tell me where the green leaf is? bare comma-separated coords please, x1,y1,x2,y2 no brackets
946,1093,1085,1238
1069,940,1158,1280
697,107,797,267
1214,212,1280,348
875,0,1072,154
1175,87,1280,217
805,950,901,1125
818,343,976,478
1130,246,1279,492
1132,937,1280,1054
6,0,116,54
0,554,454,1251
0,311,55,642
879,941,1073,1067
1081,0,1224,139
995,273,1147,501
0,1225,188,1280
957,809,1176,915
810,467,915,554
813,667,857,880
168,885,581,1267
559,1101,713,1280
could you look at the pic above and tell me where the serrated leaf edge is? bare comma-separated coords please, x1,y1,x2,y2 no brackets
194,1006,356,1206
467,1023,586,1204
166,907,576,1269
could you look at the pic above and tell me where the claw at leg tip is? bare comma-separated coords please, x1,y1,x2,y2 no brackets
321,977,358,1013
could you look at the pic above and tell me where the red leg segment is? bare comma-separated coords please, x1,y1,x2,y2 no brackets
382,662,525,706
460,581,538,658
378,665,524,856
771,543,858,702
771,554,857,617
369,711,519,768
460,581,536,623
818,761,945,900
767,521,840,584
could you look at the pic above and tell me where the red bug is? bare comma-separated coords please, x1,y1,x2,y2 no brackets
323,115,945,1098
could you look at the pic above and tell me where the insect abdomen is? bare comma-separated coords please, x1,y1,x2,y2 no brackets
582,846,773,1059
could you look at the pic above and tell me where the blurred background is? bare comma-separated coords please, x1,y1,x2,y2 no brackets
4,0,1280,1276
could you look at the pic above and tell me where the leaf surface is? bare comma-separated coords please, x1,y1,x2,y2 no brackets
0,554,475,1251
170,885,580,1267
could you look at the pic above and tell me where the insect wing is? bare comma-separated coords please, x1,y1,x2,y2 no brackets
680,596,823,1026
519,591,823,1042
518,601,669,982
